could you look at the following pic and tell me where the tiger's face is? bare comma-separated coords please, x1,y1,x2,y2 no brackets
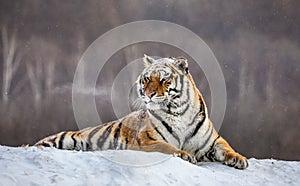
137,55,189,110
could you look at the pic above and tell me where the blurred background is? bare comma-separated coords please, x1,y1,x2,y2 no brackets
0,0,299,160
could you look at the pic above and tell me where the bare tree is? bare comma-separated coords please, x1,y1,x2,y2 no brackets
1,26,22,102
26,37,58,102
26,59,43,102
45,46,57,94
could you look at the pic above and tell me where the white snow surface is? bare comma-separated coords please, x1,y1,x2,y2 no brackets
0,146,299,186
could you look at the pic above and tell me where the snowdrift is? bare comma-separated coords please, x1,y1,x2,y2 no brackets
0,146,299,186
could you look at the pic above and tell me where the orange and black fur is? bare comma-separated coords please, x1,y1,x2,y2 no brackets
35,55,248,169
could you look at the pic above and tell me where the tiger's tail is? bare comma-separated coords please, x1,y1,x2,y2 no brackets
34,130,90,151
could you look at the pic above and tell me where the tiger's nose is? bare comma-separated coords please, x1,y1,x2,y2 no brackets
146,92,156,98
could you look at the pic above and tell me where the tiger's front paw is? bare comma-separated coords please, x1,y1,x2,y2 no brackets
224,152,248,169
174,150,197,164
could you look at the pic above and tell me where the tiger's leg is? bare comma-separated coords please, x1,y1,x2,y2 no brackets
128,139,197,164
35,130,196,163
208,136,248,169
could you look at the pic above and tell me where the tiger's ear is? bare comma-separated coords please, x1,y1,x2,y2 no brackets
173,57,189,74
143,54,155,67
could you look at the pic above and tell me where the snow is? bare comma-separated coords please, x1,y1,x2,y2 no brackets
0,146,299,186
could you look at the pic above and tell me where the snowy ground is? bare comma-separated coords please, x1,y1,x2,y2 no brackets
0,146,299,186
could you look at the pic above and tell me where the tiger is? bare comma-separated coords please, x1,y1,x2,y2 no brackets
35,55,248,169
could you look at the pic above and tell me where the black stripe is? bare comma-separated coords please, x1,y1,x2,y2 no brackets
87,125,105,146
136,137,141,146
168,88,178,93
146,131,157,141
172,76,181,96
169,100,188,114
178,75,184,95
194,131,218,156
139,88,143,96
173,78,192,113
97,124,114,149
113,121,123,149
85,142,89,150
203,122,212,135
181,113,206,148
124,136,129,149
166,75,190,116
71,133,77,149
162,100,189,116
193,126,213,154
49,137,57,148
161,121,173,134
125,137,129,144
205,151,215,162
81,141,84,150
204,135,220,161
42,142,50,147
149,110,180,144
166,103,172,114
198,155,206,161
168,76,180,96
150,120,168,142
167,64,180,76
163,101,179,114
188,110,205,126
58,132,67,149
172,95,180,99
191,117,206,137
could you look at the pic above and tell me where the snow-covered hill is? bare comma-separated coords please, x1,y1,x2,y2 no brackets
0,146,299,186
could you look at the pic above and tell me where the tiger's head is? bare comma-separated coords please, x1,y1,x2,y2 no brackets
137,55,191,111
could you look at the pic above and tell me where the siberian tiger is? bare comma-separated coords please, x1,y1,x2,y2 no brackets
35,55,248,169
